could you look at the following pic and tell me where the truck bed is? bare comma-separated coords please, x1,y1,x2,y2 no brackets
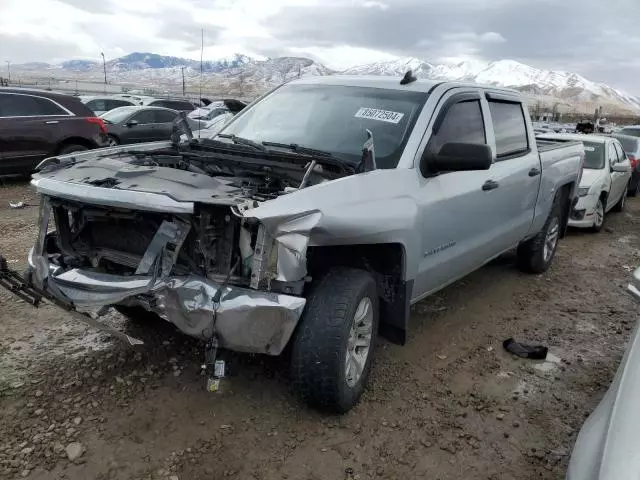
535,138,584,153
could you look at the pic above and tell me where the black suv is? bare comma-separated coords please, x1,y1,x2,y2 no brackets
0,88,110,175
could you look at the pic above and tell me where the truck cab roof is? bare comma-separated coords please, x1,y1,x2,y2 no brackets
287,75,521,96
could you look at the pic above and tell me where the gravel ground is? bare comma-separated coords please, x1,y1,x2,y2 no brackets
1,179,639,480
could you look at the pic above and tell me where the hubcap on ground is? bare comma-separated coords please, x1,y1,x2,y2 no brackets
345,297,373,388
543,216,560,262
595,201,604,227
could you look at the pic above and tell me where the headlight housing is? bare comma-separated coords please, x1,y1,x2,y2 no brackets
578,187,590,197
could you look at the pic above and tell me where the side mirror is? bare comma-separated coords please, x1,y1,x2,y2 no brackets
421,142,493,176
612,162,630,173
125,119,138,127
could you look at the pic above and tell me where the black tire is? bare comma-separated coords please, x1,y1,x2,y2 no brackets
58,144,88,155
613,186,627,212
627,179,638,197
291,267,379,413
517,195,562,274
107,135,120,147
113,305,159,323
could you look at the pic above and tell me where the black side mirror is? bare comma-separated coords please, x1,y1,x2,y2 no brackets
125,119,138,127
421,142,493,176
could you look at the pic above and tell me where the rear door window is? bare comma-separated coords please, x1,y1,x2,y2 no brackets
429,100,486,155
155,110,178,123
130,110,157,124
488,100,529,158
0,93,68,117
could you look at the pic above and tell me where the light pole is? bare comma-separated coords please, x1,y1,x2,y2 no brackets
5,61,10,84
100,52,107,85
181,67,186,96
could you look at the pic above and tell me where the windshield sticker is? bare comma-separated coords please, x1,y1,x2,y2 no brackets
584,146,596,151
355,107,405,124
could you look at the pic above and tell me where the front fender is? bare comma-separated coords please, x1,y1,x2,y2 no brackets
246,168,422,282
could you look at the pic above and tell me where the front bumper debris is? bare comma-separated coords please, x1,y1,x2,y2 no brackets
0,256,144,347
37,266,306,355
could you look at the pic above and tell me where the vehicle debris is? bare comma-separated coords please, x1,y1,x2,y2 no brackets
502,338,548,360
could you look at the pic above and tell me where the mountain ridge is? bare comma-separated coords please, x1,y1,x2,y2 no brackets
10,51,640,113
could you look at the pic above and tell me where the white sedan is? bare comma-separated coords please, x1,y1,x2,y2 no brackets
538,134,632,231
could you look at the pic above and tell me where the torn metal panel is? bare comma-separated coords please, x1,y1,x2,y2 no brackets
249,224,273,289
135,219,190,276
154,276,306,354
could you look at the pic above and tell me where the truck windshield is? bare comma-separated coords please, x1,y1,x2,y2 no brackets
219,84,428,169
582,141,605,169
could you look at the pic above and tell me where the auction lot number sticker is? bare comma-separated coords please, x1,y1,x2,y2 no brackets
355,107,405,124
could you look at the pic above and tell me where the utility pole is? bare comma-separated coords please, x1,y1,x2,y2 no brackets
181,66,186,96
5,61,10,84
100,52,107,85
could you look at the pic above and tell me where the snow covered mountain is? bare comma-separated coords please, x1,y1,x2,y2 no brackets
10,52,640,113
345,57,640,112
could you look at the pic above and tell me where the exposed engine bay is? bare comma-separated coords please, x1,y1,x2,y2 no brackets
23,140,359,354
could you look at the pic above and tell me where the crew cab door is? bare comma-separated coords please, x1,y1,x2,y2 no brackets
483,93,542,244
412,90,506,298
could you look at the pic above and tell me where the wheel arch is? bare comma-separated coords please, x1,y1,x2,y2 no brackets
54,137,96,155
306,242,411,345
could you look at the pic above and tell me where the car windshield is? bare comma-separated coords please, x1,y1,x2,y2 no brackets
100,106,138,123
220,84,429,168
582,141,605,169
619,127,640,137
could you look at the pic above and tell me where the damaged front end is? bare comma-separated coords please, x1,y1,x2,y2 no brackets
25,158,321,355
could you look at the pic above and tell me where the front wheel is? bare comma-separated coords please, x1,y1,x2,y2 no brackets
591,197,605,232
291,267,378,413
107,135,120,147
517,196,561,273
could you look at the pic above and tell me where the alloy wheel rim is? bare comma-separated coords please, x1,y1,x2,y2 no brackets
595,201,604,227
543,216,560,262
345,297,374,388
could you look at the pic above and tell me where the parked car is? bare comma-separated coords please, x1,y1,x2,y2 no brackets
617,125,640,137
612,133,640,196
140,97,196,112
0,88,109,175
79,96,136,116
187,99,248,137
538,133,631,231
3,76,583,412
100,106,183,145
566,266,640,480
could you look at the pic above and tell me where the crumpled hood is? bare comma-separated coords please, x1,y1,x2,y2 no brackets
579,168,607,190
32,146,256,207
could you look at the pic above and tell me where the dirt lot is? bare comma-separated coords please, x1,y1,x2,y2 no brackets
1,179,639,480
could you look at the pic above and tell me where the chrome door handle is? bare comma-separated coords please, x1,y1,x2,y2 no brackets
45,120,59,124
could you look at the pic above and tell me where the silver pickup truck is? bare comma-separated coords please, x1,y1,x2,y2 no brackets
1,75,584,412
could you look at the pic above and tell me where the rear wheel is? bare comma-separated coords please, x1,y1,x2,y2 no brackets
58,144,88,155
291,267,378,413
517,195,562,273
